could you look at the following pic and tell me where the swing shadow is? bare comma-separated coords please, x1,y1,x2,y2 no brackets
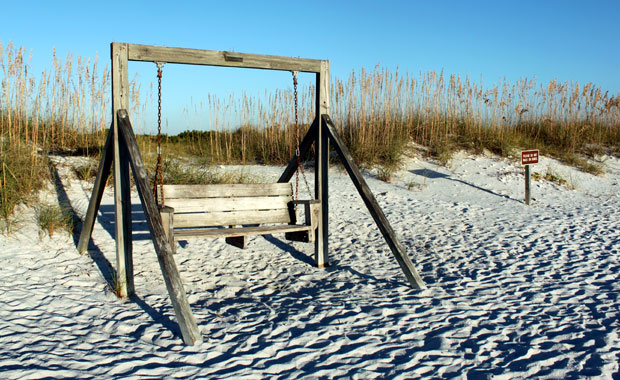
48,163,118,289
130,295,183,341
262,235,409,287
75,206,183,339
49,163,83,247
262,235,315,266
410,168,518,202
97,203,153,241
90,203,186,341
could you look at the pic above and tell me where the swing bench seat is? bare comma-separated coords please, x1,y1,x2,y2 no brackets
159,183,319,252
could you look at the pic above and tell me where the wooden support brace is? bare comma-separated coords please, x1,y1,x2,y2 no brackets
278,118,318,184
316,114,329,268
77,126,114,253
225,226,248,249
322,115,426,289
314,60,330,269
118,134,134,296
111,42,133,298
117,109,202,345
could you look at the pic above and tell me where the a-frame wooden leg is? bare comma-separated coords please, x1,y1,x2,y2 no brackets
315,114,329,268
322,115,426,289
117,109,202,346
115,116,134,297
277,118,318,183
77,126,114,253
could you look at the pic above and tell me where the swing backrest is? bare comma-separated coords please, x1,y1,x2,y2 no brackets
162,183,295,228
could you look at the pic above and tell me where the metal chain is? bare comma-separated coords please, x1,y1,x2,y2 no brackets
292,71,312,201
293,71,300,201
154,62,165,206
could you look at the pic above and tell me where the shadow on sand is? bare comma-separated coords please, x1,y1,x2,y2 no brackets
411,168,521,203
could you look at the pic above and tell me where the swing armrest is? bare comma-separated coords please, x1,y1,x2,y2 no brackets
287,200,320,228
159,205,176,254
290,199,320,206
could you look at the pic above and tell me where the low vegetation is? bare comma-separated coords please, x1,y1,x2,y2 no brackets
108,271,126,298
532,167,575,190
35,203,75,237
159,159,258,185
1,41,619,231
72,160,99,181
1,138,50,232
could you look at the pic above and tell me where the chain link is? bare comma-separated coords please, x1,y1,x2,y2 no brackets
293,71,300,201
154,62,165,206
291,71,313,201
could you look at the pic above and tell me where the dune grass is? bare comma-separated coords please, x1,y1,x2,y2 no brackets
1,41,619,231
158,158,259,185
35,203,75,237
0,137,50,232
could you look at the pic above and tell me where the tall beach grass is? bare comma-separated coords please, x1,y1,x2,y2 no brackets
2,41,619,229
157,64,619,169
1,41,113,229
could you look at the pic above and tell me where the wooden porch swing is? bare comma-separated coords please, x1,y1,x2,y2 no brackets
151,68,319,252
77,43,425,346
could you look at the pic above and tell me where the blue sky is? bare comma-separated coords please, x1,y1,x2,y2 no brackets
3,0,619,134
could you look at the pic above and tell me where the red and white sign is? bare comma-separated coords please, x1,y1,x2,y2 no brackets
521,150,539,165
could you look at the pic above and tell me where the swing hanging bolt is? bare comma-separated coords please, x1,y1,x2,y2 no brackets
156,62,165,77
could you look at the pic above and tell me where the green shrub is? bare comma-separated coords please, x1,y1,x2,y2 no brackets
35,203,74,237
1,139,50,233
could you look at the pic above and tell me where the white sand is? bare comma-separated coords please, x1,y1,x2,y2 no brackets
1,152,619,379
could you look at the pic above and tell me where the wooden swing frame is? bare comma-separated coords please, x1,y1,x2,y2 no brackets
77,43,425,346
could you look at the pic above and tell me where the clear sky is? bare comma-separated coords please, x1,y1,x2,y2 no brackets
3,0,619,134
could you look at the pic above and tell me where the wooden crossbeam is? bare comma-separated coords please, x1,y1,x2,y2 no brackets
123,43,323,73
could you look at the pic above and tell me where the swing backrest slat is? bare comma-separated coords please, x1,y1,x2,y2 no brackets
162,183,294,229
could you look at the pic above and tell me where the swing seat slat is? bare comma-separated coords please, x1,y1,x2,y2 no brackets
159,183,319,251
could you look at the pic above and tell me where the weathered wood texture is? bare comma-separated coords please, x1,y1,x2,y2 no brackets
285,200,320,243
165,195,291,213
77,126,114,253
111,43,134,297
314,61,331,268
165,183,292,198
117,109,202,345
123,43,324,73
175,224,315,239
318,61,331,114
160,206,175,254
119,133,134,294
525,165,531,205
322,115,427,289
174,209,291,229
161,183,318,247
277,119,318,183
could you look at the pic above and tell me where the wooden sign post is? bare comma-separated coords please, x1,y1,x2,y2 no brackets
521,149,539,205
